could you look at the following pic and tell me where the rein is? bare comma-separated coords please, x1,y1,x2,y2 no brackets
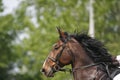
60,62,113,80
59,62,102,72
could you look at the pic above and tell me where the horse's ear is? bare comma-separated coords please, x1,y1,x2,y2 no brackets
56,27,64,37
56,27,68,42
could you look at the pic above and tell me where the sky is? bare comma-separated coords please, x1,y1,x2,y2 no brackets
1,0,21,15
1,0,30,40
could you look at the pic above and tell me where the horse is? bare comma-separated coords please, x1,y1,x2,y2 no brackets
41,28,120,80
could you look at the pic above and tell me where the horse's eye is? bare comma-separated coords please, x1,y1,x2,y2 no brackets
55,47,59,50
54,45,60,50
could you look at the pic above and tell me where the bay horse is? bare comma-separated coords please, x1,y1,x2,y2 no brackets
41,28,120,80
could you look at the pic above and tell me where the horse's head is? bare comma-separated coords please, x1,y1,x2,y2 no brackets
41,28,74,77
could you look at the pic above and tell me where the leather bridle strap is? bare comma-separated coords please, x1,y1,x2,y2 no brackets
47,43,66,72
55,44,66,63
59,63,100,73
48,44,66,63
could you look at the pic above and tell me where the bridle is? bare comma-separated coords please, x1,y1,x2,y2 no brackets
48,42,67,72
48,37,113,80
48,37,98,72
48,34,71,72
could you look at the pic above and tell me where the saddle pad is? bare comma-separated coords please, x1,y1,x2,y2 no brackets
113,73,120,80
116,55,120,68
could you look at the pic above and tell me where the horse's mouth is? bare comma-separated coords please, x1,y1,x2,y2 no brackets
47,73,54,77
45,69,56,77
42,66,61,77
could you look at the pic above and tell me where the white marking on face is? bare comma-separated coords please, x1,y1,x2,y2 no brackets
42,59,47,68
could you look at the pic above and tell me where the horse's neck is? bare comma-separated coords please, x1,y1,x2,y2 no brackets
70,42,93,68
70,48,106,80
69,43,99,80
71,52,98,80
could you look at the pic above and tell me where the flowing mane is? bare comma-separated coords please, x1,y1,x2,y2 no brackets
72,33,113,64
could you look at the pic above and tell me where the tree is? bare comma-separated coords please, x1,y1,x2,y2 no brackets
94,0,120,55
88,0,95,38
0,0,3,12
0,0,120,80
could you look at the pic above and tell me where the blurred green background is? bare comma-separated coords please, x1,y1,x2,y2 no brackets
0,0,120,80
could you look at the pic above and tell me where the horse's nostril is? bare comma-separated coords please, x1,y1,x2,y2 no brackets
41,68,45,73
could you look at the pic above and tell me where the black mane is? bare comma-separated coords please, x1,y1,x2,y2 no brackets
72,33,113,64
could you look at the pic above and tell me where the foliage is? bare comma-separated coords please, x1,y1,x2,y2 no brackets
0,0,3,12
0,0,120,80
